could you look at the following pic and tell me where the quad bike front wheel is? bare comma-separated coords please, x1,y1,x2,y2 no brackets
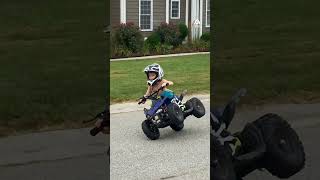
252,113,305,178
142,120,160,140
187,97,206,118
167,103,184,125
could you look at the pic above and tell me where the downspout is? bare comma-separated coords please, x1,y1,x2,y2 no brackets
120,0,126,23
166,0,170,23
185,0,189,27
199,0,203,37
186,0,190,43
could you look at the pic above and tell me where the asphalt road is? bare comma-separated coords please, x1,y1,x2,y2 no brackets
226,103,320,180
0,102,319,180
0,128,109,180
110,97,211,180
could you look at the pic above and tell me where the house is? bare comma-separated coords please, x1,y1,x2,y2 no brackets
110,0,210,40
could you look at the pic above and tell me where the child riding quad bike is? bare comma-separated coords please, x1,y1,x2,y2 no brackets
211,88,305,180
138,63,206,140
138,85,206,140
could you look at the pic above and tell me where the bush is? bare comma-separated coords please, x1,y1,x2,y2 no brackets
178,23,189,41
200,32,210,42
145,32,161,51
112,22,144,53
112,46,133,58
142,43,150,56
154,43,173,54
190,40,209,52
156,22,182,47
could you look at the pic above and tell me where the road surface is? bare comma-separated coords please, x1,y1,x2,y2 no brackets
1,101,319,180
110,96,211,180
0,128,109,180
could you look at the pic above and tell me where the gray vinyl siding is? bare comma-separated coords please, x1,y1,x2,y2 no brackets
169,0,186,25
126,0,139,26
126,0,166,37
153,0,166,28
111,0,208,37
111,0,120,26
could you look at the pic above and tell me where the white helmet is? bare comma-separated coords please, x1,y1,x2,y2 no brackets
144,63,164,86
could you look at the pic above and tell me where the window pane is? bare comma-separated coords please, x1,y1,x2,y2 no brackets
140,0,152,30
172,1,179,18
141,1,151,15
172,1,179,9
141,15,151,29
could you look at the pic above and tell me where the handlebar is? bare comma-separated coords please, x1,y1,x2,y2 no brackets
84,110,109,136
89,118,109,136
90,126,104,136
138,83,169,104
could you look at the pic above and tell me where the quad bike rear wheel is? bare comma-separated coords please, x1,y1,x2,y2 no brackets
142,120,160,140
170,123,184,131
252,113,305,178
187,97,206,118
167,103,184,125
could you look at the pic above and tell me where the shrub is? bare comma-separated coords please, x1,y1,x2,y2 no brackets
112,46,133,58
154,43,173,54
112,22,144,53
178,23,189,41
190,40,209,52
142,43,151,56
156,22,182,47
145,32,161,51
200,32,210,42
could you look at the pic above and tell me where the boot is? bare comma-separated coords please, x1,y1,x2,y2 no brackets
179,89,188,101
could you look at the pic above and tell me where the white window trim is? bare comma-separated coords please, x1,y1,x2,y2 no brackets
139,0,153,31
206,0,210,27
170,0,180,19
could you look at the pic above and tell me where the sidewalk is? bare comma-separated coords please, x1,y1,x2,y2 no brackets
110,52,210,61
110,94,210,114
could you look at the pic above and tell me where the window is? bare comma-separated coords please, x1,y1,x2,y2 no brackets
139,0,153,31
171,0,180,19
206,0,210,27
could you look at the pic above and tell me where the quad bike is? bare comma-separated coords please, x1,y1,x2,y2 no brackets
138,84,206,140
211,88,305,180
83,109,110,164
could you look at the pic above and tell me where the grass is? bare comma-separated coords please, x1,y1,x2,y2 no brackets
110,54,210,103
0,0,107,136
212,0,320,106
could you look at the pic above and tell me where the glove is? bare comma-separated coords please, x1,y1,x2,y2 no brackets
138,96,147,104
161,82,169,88
94,119,109,134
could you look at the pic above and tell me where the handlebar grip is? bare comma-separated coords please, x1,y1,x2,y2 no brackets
90,127,103,136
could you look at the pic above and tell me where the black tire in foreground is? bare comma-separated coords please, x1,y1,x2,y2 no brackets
211,134,238,180
170,123,184,131
142,120,160,140
189,97,206,118
252,113,305,178
167,103,184,125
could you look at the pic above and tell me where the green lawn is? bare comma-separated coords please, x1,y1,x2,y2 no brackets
111,54,210,103
0,0,107,136
212,0,320,105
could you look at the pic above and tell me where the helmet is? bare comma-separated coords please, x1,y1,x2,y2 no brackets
143,63,164,86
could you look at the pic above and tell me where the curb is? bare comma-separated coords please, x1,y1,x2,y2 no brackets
110,52,210,62
110,94,210,114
